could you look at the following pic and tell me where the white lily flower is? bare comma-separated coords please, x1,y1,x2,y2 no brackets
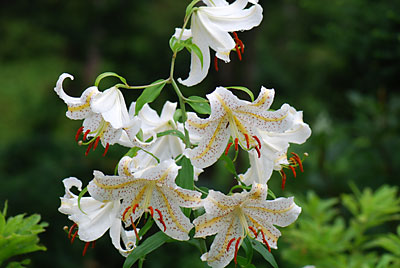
174,0,263,86
54,73,141,154
87,159,202,241
185,87,294,169
240,107,312,185
194,184,301,268
58,177,137,256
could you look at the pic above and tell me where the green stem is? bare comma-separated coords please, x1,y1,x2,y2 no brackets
115,79,170,90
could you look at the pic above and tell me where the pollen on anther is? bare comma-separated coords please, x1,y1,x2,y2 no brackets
289,165,297,178
234,138,239,151
248,226,258,238
214,56,219,72
234,237,241,264
227,238,236,252
244,134,250,149
85,143,93,156
71,230,78,244
252,136,261,149
225,142,233,155
280,170,287,190
260,230,271,252
93,136,100,151
68,223,77,239
291,152,304,172
148,206,154,218
103,143,110,157
83,129,90,141
75,126,84,142
255,146,261,158
155,208,166,232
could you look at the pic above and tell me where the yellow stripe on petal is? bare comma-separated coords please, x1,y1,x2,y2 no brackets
246,203,295,214
251,89,269,107
93,178,145,190
195,215,225,232
159,190,189,233
247,214,278,242
187,119,210,129
236,110,289,122
192,117,226,160
67,91,96,112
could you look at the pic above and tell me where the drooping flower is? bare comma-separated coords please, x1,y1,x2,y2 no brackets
239,107,311,185
185,86,294,168
87,159,202,241
174,0,263,86
59,177,137,256
54,73,141,154
194,184,301,268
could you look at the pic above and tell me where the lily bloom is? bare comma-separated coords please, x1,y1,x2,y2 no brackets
58,177,137,256
194,184,301,268
174,0,263,86
87,159,202,241
185,87,294,168
240,107,312,185
54,73,140,154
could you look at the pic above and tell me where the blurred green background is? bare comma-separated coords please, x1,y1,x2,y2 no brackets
1,0,399,267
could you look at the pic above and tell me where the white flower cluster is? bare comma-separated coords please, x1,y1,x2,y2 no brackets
56,1,311,267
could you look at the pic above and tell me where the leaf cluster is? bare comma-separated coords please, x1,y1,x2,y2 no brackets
0,202,48,267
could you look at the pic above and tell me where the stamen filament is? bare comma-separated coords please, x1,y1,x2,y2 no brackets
71,230,78,244
130,216,140,242
214,56,219,72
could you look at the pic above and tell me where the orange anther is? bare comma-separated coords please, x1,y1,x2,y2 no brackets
235,44,242,61
255,146,261,158
68,223,77,239
225,142,233,155
234,237,241,264
289,165,297,178
248,226,258,238
93,136,100,151
82,242,90,256
75,126,84,142
244,134,250,149
214,56,219,72
83,129,90,141
132,204,139,213
227,238,236,252
85,142,93,156
280,170,287,190
148,206,154,218
91,241,96,248
234,138,239,151
122,206,131,220
155,208,166,232
260,230,271,252
291,152,303,172
71,230,78,244
102,143,110,157
252,135,262,149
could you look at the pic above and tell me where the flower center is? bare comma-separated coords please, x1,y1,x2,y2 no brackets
75,119,111,156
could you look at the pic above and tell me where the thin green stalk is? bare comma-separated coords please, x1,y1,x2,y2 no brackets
115,79,170,90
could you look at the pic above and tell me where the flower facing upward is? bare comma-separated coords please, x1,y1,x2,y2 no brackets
194,184,301,268
185,87,294,168
87,159,202,241
54,73,141,155
174,0,263,86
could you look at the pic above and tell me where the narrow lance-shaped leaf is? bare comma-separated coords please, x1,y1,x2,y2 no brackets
176,156,195,217
95,72,128,88
187,96,211,114
251,240,279,268
226,86,255,102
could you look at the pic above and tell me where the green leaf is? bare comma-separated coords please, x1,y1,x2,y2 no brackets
252,240,278,268
187,96,211,114
268,189,276,199
174,108,183,122
169,37,185,53
176,156,194,217
186,42,203,69
242,237,254,265
135,79,167,115
156,130,186,144
95,72,127,88
77,187,88,215
219,154,238,176
138,218,154,238
123,232,172,268
226,86,255,102
185,0,200,18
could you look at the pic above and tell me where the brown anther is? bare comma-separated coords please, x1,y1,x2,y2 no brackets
102,143,110,157
93,136,100,151
85,142,93,156
155,208,166,232
83,129,90,141
234,237,241,264
82,242,90,256
289,165,297,178
225,142,233,155
291,152,304,172
252,135,262,149
75,126,84,142
255,146,261,158
148,206,154,218
260,230,271,252
280,170,287,190
71,230,78,244
234,138,239,151
227,238,236,252
248,226,258,238
226,121,230,128
68,223,77,239
214,56,219,72
244,134,250,149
